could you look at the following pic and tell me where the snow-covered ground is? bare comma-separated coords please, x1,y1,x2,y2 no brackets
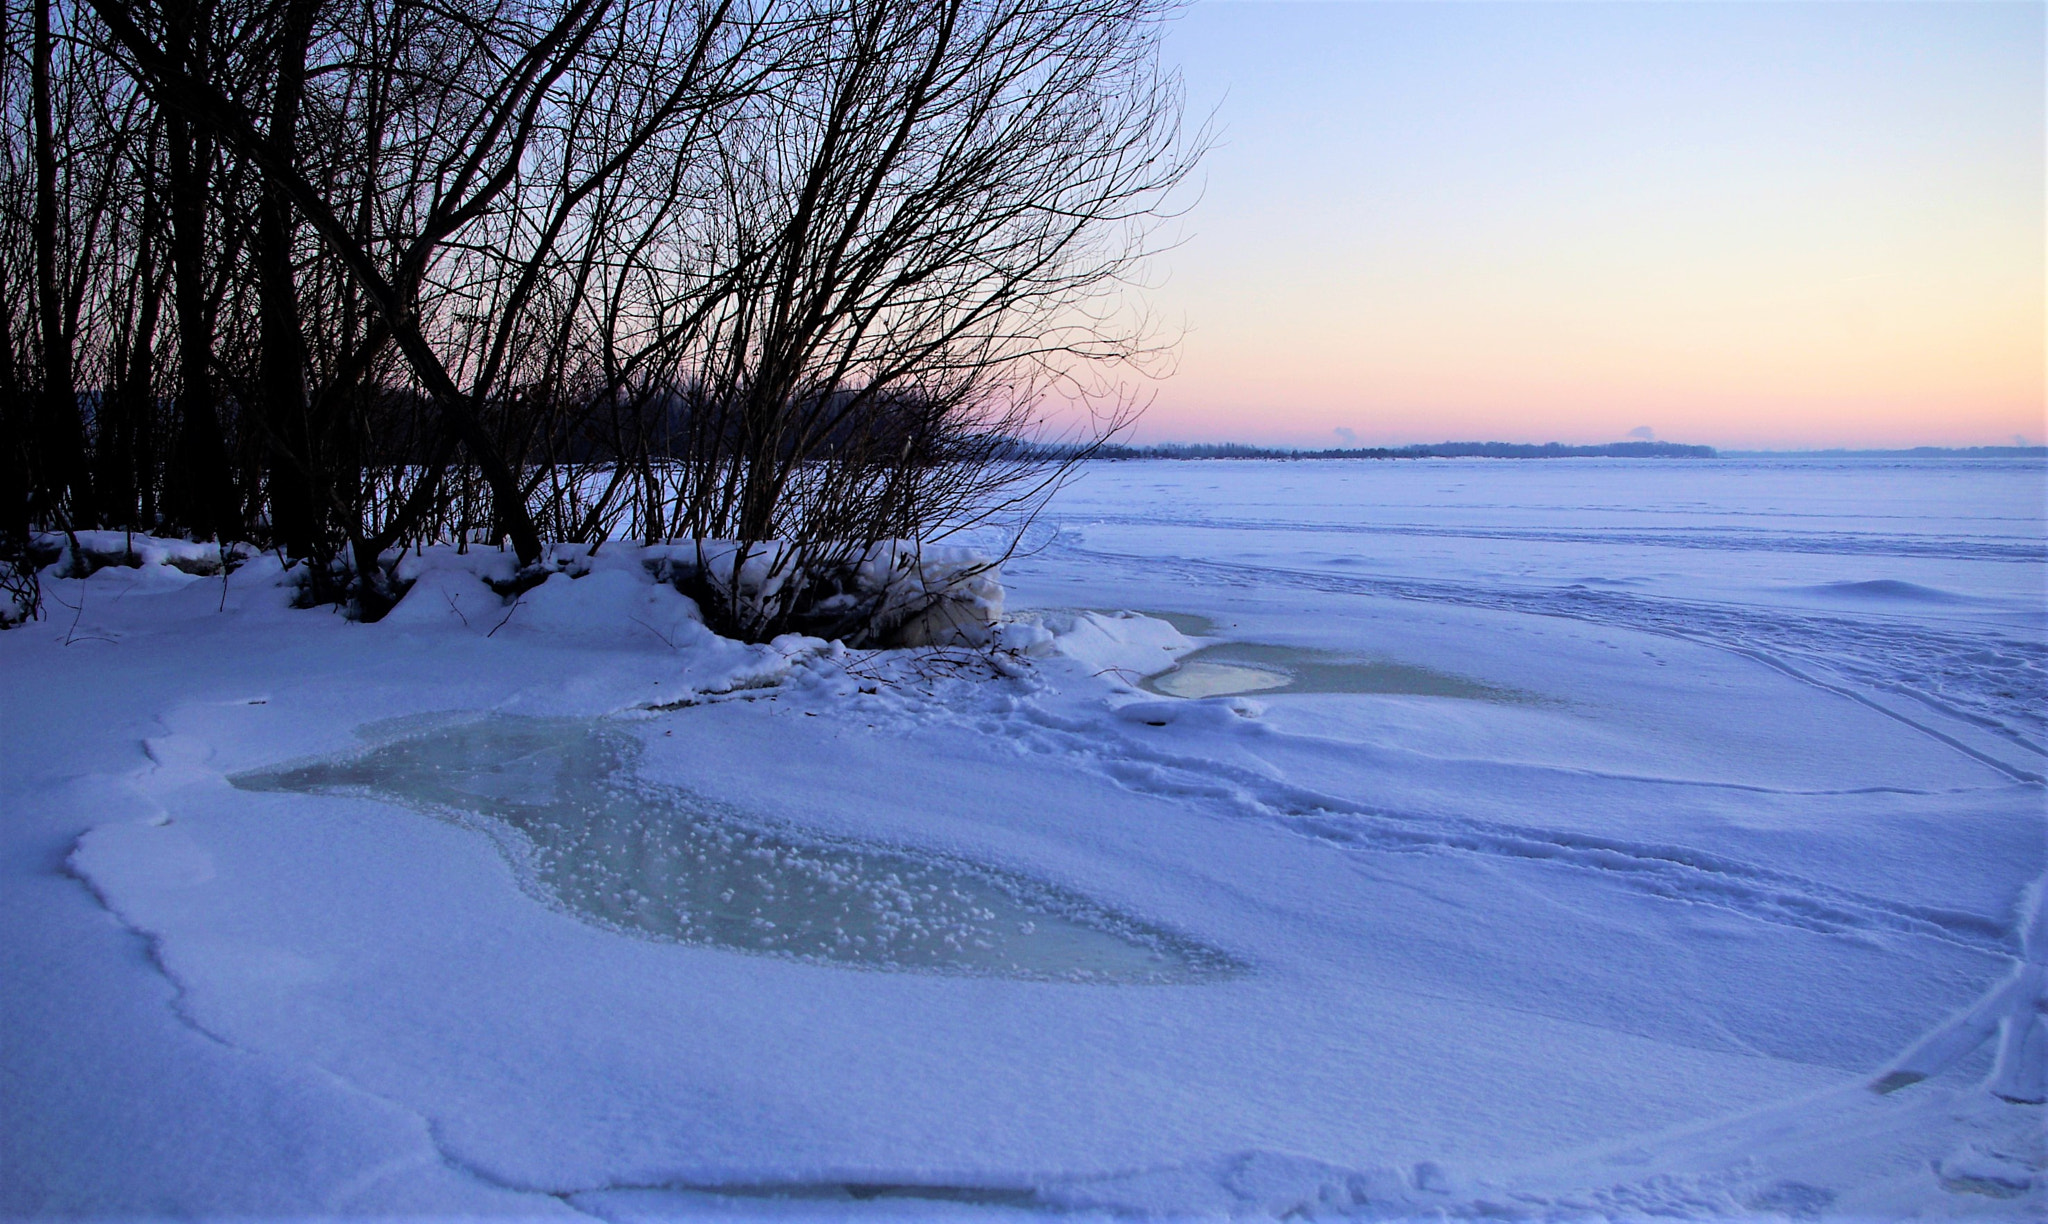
3,457,2042,1220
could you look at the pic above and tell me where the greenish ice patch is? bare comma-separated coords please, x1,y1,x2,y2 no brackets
1142,642,1520,702
230,716,1242,984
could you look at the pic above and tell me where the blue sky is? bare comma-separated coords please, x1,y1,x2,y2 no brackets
1132,1,2044,448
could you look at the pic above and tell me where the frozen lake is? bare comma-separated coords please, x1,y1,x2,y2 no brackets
6,456,2043,1218
1013,456,2046,758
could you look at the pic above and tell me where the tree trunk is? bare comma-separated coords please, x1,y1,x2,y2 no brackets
258,0,317,556
31,0,86,525
163,0,234,539
98,142,163,530
0,297,29,544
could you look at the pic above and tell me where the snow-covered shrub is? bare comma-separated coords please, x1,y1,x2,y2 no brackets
47,531,254,579
0,532,272,627
0,551,39,627
850,542,1004,647
652,539,1005,648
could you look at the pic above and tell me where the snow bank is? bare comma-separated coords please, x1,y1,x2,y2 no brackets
4,532,1011,651
62,530,248,575
1026,609,1196,683
35,529,258,579
377,538,1005,651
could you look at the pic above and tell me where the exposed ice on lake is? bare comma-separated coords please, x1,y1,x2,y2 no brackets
230,716,1240,983
1143,642,1515,701
1149,660,1295,699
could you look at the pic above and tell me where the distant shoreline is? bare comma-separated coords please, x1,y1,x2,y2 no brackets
1717,446,2046,459
1074,442,2047,461
1089,441,1717,460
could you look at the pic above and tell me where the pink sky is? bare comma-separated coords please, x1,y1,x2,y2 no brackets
1117,2,2044,450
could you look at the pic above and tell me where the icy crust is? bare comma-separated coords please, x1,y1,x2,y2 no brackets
576,1098,2042,1222
63,646,2038,1218
229,714,1240,983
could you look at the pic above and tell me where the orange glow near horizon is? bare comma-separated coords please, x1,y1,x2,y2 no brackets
1107,2,2045,451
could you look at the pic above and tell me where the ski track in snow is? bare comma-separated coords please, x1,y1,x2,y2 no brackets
566,1154,1835,1222
898,514,2048,959
1047,529,2048,774
959,698,2021,958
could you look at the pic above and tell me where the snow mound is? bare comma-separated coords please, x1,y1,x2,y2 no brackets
1035,610,1196,684
1936,1142,2038,1199
384,546,711,650
1800,579,1966,604
1113,696,1265,729
52,530,254,577
505,565,706,649
382,553,511,631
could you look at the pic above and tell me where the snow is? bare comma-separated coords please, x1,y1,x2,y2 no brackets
677,539,1006,645
3,456,2043,1219
1033,607,1196,681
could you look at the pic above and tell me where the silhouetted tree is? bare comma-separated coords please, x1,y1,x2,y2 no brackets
4,0,1195,637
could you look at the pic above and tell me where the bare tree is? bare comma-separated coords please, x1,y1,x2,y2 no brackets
654,0,1194,638
6,0,1197,641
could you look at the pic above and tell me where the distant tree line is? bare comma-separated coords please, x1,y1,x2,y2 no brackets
1719,446,2046,459
0,0,1194,634
1067,440,1720,461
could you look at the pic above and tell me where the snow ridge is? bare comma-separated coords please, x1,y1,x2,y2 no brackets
1058,537,2048,775
982,698,2019,957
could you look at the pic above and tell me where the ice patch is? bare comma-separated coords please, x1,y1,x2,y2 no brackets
1142,642,1517,702
229,717,1240,983
1128,609,1223,637
1068,544,2048,760
1150,661,1292,698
